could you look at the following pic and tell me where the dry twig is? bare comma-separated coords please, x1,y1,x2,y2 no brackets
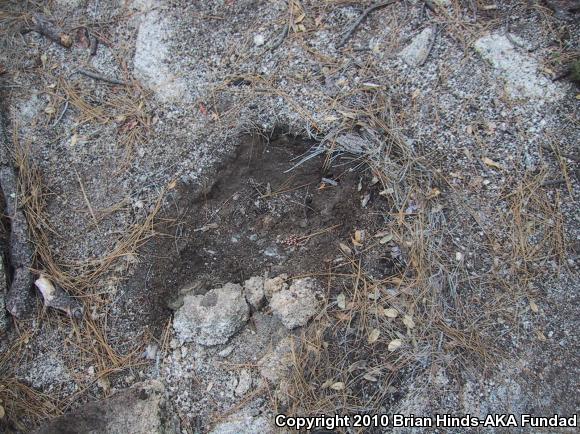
71,68,127,86
26,13,72,48
338,1,399,48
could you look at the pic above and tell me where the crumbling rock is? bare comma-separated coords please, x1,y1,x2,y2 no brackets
173,282,249,346
399,27,435,67
243,275,265,309
269,278,320,330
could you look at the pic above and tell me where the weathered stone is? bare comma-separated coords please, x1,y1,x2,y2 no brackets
173,283,249,346
243,275,265,309
33,380,177,434
269,278,320,330
399,27,435,67
133,9,188,103
474,33,562,101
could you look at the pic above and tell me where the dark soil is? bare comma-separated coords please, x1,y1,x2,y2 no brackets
116,135,392,337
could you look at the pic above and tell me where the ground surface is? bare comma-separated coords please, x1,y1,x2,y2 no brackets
0,0,578,433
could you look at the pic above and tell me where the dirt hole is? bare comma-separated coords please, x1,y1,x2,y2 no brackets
117,135,395,335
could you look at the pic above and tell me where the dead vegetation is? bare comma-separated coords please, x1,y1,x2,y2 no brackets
1,127,164,429
0,328,62,430
279,103,568,418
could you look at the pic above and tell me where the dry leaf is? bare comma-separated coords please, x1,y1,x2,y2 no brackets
337,293,346,309
321,380,333,388
330,382,345,391
339,243,352,255
388,339,402,351
402,315,415,329
97,376,111,393
35,275,56,303
363,372,378,382
373,306,385,316
384,308,398,318
368,328,380,344
529,300,539,313
361,192,371,207
427,188,441,199
379,234,393,244
482,157,503,170
194,223,218,232
379,188,394,196
391,277,403,285
335,312,352,321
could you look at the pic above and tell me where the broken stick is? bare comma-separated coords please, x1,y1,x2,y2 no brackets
28,13,73,48
338,0,399,48
0,114,36,319
71,68,127,86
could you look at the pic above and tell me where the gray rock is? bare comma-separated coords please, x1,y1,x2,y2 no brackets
33,380,177,434
269,278,320,330
399,27,435,67
133,9,188,103
243,275,265,309
173,283,249,346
